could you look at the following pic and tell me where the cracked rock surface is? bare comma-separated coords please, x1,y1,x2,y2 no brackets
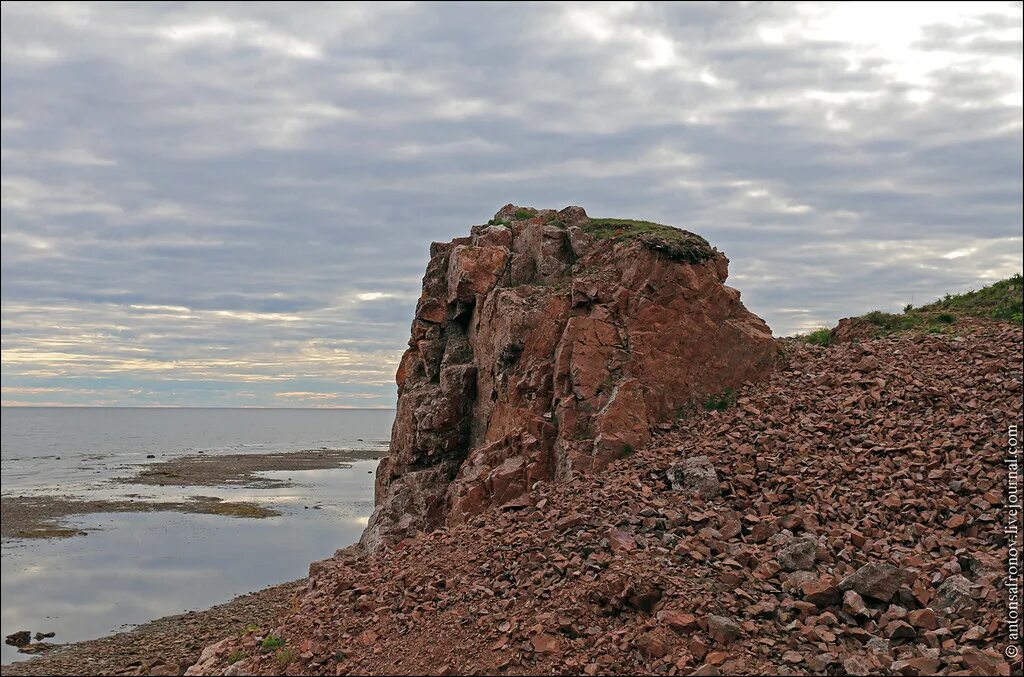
364,204,776,551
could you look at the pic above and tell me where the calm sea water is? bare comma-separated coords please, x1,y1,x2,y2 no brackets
0,407,394,664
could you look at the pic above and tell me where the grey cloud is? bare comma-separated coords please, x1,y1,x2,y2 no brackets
2,1,1021,406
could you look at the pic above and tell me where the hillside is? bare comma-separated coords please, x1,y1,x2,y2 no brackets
186,280,1021,675
802,274,1023,346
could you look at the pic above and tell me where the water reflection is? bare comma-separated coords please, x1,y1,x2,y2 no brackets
1,464,376,664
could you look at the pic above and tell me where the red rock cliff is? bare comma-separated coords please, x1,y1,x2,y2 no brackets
362,205,776,551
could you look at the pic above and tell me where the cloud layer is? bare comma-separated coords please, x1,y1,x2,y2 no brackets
2,2,1021,407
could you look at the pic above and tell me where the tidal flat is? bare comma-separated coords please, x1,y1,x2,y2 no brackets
1,407,394,666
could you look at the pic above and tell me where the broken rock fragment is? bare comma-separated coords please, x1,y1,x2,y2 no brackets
839,562,903,602
667,454,721,499
777,537,817,572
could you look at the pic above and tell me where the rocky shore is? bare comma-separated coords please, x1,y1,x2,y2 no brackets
365,205,776,551
191,319,1022,676
1,581,303,676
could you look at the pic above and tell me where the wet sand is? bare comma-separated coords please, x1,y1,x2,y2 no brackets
122,448,380,488
0,495,279,540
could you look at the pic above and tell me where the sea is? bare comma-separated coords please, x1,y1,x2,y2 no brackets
0,407,394,664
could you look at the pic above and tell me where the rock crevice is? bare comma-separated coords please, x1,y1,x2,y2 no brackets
362,205,776,551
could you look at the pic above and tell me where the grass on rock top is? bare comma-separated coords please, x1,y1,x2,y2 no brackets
583,218,715,264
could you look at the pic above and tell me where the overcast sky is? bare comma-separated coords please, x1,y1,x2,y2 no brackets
2,2,1021,408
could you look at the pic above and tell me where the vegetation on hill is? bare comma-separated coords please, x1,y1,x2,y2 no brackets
796,273,1023,345
914,273,1022,323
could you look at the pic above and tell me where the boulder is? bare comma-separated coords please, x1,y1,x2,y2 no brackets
667,455,721,499
777,538,817,572
363,205,776,550
4,631,30,648
706,615,741,644
839,562,903,602
935,574,976,616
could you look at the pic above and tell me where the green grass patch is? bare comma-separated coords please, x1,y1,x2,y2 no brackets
260,635,285,652
848,274,1022,338
621,443,636,457
703,388,736,412
828,274,1022,341
513,208,536,220
803,327,832,347
916,273,1022,324
861,310,920,334
583,218,715,264
275,647,298,666
227,650,246,665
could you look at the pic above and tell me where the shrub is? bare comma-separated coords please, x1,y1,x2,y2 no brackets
260,635,285,652
275,648,298,666
804,328,832,346
703,388,736,411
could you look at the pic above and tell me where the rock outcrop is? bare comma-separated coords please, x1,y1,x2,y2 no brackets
362,205,776,551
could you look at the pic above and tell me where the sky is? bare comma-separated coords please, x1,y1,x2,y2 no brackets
2,2,1022,408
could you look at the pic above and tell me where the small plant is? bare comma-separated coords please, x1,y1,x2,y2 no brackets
621,443,636,457
804,328,832,346
903,303,914,312
260,635,285,652
703,388,736,412
935,312,956,324
275,647,298,666
513,208,535,220
226,650,246,665
858,310,920,335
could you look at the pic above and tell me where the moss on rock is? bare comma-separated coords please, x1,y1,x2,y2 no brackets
582,218,715,264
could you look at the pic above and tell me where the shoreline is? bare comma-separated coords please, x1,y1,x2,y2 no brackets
0,579,304,676
1,446,381,671
1,448,381,541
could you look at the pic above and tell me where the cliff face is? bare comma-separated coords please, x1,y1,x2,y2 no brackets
362,205,776,551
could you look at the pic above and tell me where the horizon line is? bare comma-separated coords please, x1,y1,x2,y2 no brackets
0,404,397,410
